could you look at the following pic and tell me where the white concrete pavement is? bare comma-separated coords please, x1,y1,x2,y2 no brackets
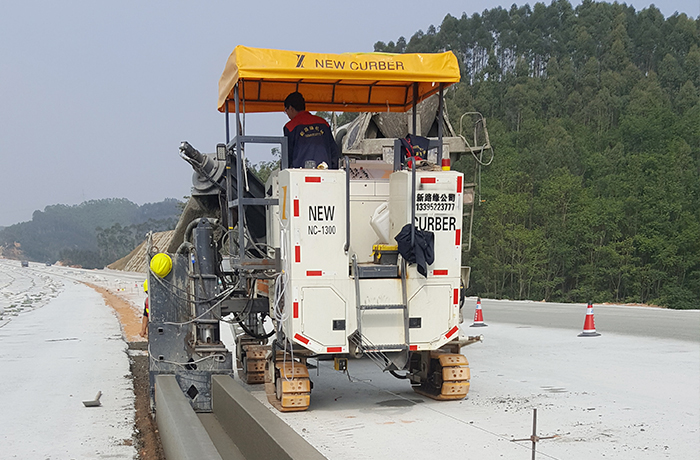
3,259,698,459
239,301,700,460
0,260,136,459
473,297,700,342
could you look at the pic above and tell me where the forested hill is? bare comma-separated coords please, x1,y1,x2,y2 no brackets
0,198,182,269
376,1,699,309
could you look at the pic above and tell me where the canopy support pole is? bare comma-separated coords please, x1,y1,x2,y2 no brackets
438,83,444,163
410,82,419,247
225,100,233,247
225,102,230,144
411,83,418,135
234,84,245,260
344,157,350,253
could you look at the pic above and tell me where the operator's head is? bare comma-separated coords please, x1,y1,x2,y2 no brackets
284,92,305,119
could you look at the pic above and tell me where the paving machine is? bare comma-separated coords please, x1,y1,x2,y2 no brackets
148,46,492,412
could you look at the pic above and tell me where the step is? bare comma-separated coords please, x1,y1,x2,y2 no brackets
356,264,399,279
359,304,406,311
358,344,408,353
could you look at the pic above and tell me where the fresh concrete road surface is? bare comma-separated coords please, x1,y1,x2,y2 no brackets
237,297,699,460
0,260,136,459
2,260,698,459
476,297,700,342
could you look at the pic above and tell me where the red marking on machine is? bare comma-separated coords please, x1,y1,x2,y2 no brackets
420,177,436,184
454,288,459,305
305,176,321,183
306,270,323,277
293,199,299,217
326,347,342,353
294,333,309,344
433,269,448,276
295,245,301,263
455,229,461,246
293,301,299,318
445,325,459,339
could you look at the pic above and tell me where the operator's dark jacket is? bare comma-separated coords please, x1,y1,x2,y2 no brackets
284,111,339,169
395,224,435,278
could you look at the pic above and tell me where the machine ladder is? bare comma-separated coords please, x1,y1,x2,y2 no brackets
350,255,410,371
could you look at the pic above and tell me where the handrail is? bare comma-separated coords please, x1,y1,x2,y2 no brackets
411,154,416,247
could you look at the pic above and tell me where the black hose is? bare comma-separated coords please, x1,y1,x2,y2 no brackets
389,370,410,380
233,290,275,340
235,314,275,339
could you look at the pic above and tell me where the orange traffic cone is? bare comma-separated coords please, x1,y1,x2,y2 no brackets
578,302,601,337
470,297,487,327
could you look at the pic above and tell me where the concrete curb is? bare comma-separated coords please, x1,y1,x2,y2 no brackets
212,375,327,460
155,375,223,460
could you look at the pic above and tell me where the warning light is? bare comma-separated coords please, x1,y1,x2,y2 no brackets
441,158,451,171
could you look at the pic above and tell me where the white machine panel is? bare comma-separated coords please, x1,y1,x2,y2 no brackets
301,286,346,347
272,168,465,354
389,170,464,346
349,178,390,263
277,169,349,352
407,284,452,344
280,169,347,279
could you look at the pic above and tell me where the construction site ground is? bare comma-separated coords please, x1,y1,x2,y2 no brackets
1,259,698,459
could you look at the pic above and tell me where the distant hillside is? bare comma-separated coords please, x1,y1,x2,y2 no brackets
375,1,699,309
0,198,182,268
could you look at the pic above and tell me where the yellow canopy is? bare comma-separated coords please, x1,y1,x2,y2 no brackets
218,46,460,114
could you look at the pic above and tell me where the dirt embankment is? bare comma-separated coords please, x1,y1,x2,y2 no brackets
128,341,165,460
86,282,144,341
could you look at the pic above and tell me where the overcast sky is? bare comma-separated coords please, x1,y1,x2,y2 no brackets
1,0,697,227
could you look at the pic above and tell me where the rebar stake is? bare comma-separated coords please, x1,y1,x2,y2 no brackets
511,408,557,460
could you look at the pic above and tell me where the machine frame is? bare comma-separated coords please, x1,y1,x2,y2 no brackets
150,46,488,413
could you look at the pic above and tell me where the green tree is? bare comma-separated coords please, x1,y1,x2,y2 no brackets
342,0,700,308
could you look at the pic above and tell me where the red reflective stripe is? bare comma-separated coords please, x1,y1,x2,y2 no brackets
420,177,436,184
455,229,461,246
454,288,459,305
457,175,463,193
305,176,321,183
327,347,342,353
306,270,323,277
445,326,459,339
434,269,448,276
294,333,309,344
293,301,299,319
293,199,299,217
409,345,418,351
295,245,301,263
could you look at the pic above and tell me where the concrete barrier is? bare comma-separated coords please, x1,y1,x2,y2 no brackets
212,375,326,460
155,375,223,460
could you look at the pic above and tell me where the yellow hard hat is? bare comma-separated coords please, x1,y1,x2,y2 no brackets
143,279,148,292
150,253,173,278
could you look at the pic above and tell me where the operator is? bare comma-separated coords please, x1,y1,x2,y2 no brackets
283,92,339,169
140,280,149,338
